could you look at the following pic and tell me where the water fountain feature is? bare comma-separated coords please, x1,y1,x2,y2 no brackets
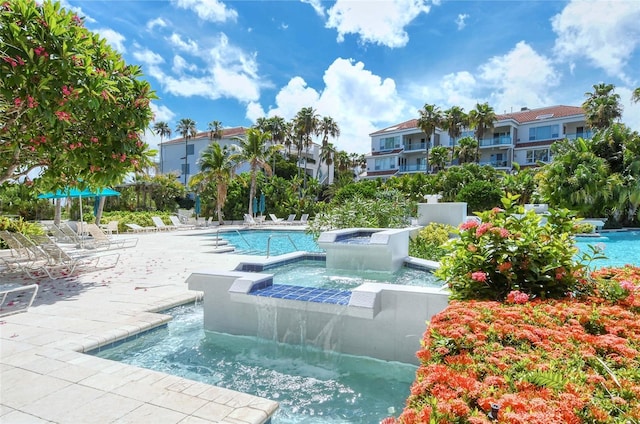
187,225,449,364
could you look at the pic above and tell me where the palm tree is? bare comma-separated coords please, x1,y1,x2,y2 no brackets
153,121,171,174
429,146,450,172
192,143,236,225
454,136,478,164
176,118,197,185
582,83,622,130
208,120,223,142
317,116,340,183
441,106,468,164
469,102,496,163
293,107,320,190
632,87,640,104
231,128,279,216
416,104,442,173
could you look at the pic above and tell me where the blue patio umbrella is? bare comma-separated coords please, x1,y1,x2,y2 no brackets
38,187,120,222
259,193,266,215
194,195,201,217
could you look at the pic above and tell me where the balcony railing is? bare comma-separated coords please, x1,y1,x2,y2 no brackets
565,131,593,140
479,160,510,168
399,164,427,173
403,142,427,152
479,136,512,147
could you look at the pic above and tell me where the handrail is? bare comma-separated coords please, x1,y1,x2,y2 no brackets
266,234,298,258
235,230,251,249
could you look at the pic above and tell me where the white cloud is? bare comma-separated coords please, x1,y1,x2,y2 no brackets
147,17,168,31
325,0,433,48
133,33,261,103
455,13,469,30
551,0,640,82
151,103,177,123
58,0,96,23
168,33,199,55
301,0,325,17
173,55,198,73
618,87,640,132
96,28,126,53
171,0,238,23
478,41,559,113
249,58,408,153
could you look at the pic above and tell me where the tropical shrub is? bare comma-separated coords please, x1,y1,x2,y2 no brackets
436,195,589,301
393,283,640,424
455,180,503,214
308,190,415,237
409,223,455,261
0,217,45,249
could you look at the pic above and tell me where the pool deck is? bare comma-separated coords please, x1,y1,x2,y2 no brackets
0,226,288,424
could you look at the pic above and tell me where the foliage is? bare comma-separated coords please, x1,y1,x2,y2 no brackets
331,180,380,204
308,190,415,237
382,173,438,203
428,146,450,172
437,194,590,301
582,83,623,130
500,164,538,205
1,0,156,189
0,216,44,249
574,222,595,234
436,163,499,202
455,180,503,214
101,211,175,233
409,223,455,261
393,280,640,424
0,181,54,220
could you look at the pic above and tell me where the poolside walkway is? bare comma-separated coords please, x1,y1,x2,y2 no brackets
0,227,281,424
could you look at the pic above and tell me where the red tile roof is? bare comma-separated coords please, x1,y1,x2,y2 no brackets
369,105,585,136
162,126,247,145
495,105,584,124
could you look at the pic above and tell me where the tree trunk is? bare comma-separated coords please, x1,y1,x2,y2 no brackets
54,198,62,226
95,196,106,225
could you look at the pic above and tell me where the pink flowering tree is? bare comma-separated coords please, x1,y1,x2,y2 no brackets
436,194,593,301
0,0,156,191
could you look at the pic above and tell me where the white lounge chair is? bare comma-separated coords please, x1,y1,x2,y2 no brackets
151,216,177,231
244,214,257,226
269,214,284,224
295,214,309,225
284,214,296,225
84,223,138,249
169,215,196,230
125,223,156,233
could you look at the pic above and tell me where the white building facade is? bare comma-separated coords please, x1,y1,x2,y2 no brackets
364,105,590,179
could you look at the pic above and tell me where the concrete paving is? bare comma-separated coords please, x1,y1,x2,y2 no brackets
0,227,281,424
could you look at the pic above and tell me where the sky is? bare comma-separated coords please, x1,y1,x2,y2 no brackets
61,0,640,154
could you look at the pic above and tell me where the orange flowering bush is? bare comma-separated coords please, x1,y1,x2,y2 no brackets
388,268,640,423
437,194,595,301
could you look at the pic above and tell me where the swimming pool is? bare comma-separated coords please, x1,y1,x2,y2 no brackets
94,303,415,423
262,259,442,290
215,230,323,255
576,230,640,268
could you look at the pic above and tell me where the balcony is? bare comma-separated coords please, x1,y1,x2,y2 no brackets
403,142,427,152
479,160,510,168
565,130,593,140
399,164,427,173
479,136,512,147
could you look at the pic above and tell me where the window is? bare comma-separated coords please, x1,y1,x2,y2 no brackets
374,157,395,170
379,137,398,151
526,148,550,164
181,164,190,174
529,125,559,141
186,144,195,155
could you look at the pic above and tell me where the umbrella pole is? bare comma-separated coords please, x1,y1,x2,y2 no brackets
79,194,84,249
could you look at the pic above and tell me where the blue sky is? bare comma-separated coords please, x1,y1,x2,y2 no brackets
62,0,640,154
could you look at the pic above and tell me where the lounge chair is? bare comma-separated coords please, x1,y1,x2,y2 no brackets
0,284,38,317
125,223,156,233
151,216,177,231
244,214,257,226
284,214,297,225
84,223,138,249
99,220,119,235
169,215,196,230
269,214,284,224
298,213,309,225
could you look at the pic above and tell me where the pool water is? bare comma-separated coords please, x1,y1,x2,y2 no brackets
94,304,415,423
217,230,323,255
576,231,640,268
268,260,442,290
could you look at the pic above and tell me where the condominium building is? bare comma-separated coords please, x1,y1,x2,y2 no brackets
159,127,333,185
364,105,590,179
